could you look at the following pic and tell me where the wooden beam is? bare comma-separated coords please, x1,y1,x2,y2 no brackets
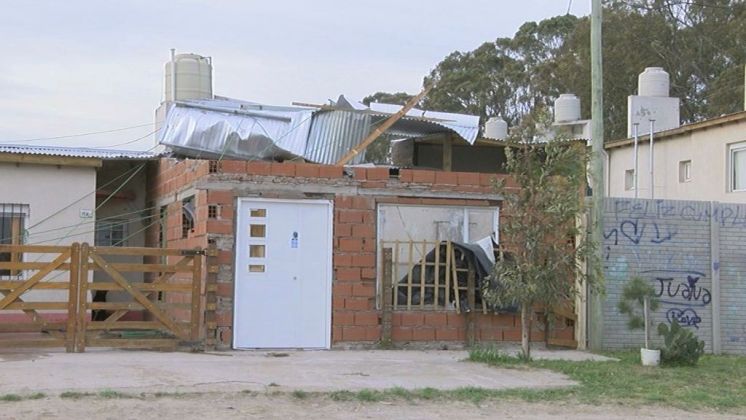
442,134,453,171
0,153,102,168
335,84,433,166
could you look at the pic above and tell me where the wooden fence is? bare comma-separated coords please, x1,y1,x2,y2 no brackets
0,243,209,352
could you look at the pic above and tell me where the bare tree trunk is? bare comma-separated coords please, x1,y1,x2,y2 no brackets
521,304,531,359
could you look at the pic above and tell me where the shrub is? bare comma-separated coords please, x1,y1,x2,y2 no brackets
657,320,705,366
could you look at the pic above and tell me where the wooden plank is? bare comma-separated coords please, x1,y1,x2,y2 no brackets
86,321,190,330
434,242,440,309
381,248,393,344
0,322,66,332
335,83,433,166
0,338,67,348
85,338,179,349
0,281,69,289
66,243,79,352
442,134,453,171
87,282,192,292
420,240,427,308
87,302,191,310
91,246,196,257
406,241,414,310
0,262,71,270
0,245,69,253
3,302,68,310
88,263,194,273
451,245,460,314
0,250,69,310
76,243,90,352
393,241,400,309
445,241,451,309
191,252,203,340
90,253,189,340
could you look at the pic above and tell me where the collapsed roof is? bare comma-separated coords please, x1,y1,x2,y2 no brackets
158,96,480,165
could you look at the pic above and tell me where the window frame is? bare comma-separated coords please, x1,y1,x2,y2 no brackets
729,143,746,192
0,204,29,277
94,218,129,247
679,160,692,183
624,169,635,191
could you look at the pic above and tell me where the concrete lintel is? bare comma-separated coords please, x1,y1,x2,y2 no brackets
196,179,502,202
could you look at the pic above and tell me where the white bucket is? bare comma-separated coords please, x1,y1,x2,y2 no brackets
640,348,660,366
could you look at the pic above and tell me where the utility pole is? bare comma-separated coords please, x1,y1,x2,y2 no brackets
589,0,605,351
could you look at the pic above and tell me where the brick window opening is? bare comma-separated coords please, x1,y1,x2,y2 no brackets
208,204,220,219
182,196,195,239
208,160,221,174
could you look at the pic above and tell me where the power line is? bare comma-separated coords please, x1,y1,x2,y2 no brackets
0,122,153,144
98,128,161,149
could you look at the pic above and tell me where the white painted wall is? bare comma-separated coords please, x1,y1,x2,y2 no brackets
0,162,96,247
608,122,746,202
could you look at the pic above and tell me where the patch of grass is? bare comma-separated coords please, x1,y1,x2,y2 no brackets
152,391,190,399
98,389,139,399
0,394,22,402
329,390,354,401
355,389,381,402
469,347,529,367
469,347,746,411
59,391,95,400
27,393,46,400
291,390,308,399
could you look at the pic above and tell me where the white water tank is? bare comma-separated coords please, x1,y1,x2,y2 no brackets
165,52,213,102
638,67,670,97
484,117,508,140
554,94,581,123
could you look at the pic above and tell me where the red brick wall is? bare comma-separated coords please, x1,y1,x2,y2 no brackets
148,158,570,348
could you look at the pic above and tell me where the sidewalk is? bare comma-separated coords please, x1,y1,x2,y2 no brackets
0,348,611,395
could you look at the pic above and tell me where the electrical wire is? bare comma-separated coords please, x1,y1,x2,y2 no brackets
0,123,153,144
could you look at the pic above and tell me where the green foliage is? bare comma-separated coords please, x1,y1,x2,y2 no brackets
482,114,600,358
360,92,414,164
368,2,746,140
617,276,659,331
657,320,706,367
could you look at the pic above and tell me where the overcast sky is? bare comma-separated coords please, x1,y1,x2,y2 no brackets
0,0,590,149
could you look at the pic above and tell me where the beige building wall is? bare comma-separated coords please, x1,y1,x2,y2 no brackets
607,122,746,202
0,162,96,247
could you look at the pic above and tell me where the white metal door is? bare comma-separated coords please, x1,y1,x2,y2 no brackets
233,199,332,349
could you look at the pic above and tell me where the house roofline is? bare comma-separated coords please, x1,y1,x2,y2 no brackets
605,110,746,150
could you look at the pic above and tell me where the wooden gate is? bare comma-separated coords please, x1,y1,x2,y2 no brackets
0,243,206,352
0,244,79,351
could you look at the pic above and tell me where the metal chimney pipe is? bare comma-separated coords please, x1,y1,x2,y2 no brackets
170,48,176,102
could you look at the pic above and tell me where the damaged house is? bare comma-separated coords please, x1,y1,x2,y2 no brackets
147,51,579,349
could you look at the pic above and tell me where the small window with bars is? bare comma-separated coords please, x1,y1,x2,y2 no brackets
95,219,128,247
0,203,29,277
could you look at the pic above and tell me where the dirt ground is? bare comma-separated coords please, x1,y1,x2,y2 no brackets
1,393,744,420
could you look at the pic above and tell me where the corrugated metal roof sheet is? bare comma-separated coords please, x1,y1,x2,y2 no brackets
0,144,159,160
159,97,482,164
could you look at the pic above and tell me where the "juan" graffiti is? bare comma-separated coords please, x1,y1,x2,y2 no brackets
646,271,712,307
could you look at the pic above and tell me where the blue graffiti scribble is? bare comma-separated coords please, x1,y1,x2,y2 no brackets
666,308,702,329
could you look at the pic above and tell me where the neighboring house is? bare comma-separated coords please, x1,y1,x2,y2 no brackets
606,111,746,202
0,144,157,321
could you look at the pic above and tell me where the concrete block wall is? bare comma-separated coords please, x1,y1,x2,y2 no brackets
148,158,560,348
602,197,746,354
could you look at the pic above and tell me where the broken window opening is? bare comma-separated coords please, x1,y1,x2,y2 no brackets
182,196,195,239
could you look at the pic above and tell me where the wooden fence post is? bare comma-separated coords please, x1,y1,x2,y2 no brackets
65,243,80,353
381,248,393,346
76,243,90,353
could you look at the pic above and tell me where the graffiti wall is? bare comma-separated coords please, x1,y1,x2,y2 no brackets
602,198,746,354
